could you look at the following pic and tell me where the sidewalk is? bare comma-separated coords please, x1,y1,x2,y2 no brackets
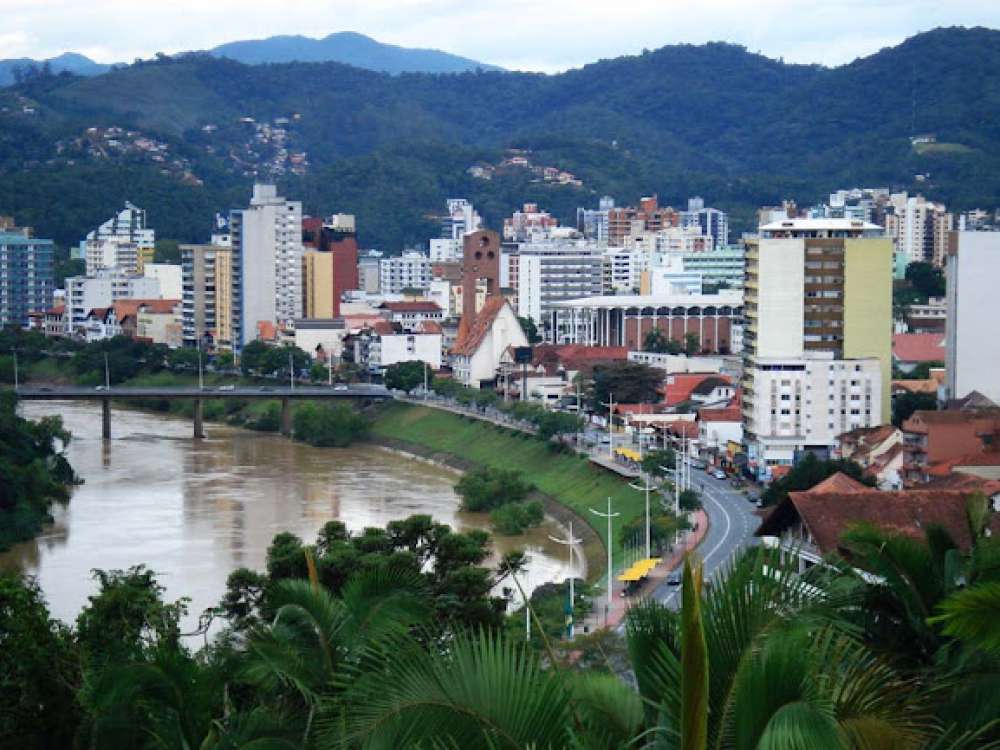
587,451,641,478
580,508,710,632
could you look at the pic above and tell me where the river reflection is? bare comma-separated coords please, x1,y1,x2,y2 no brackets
2,402,585,631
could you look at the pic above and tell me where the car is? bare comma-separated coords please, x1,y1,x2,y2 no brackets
217,384,235,391
259,386,273,392
746,493,759,504
667,571,682,586
333,385,349,392
712,469,727,480
95,385,108,391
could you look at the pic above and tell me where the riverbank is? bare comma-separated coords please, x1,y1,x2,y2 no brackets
368,401,644,576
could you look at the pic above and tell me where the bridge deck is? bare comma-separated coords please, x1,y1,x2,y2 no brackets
15,386,393,401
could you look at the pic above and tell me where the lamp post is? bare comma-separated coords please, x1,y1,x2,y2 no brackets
589,497,620,625
289,351,294,391
197,338,204,391
547,521,583,639
629,473,657,559
103,352,110,389
602,392,615,459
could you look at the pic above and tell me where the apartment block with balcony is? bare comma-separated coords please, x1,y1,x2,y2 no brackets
0,225,54,328
742,218,892,478
181,243,232,349
514,239,603,342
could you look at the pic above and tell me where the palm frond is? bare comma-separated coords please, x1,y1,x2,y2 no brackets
931,582,1000,655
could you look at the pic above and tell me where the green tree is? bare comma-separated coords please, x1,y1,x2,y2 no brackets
760,453,874,507
590,361,663,409
489,500,544,535
534,410,582,442
893,391,937,426
167,345,200,370
518,316,542,344
384,360,428,392
641,448,676,477
684,332,701,356
644,329,682,354
905,261,946,300
0,573,79,747
291,403,368,447
679,488,702,511
454,467,532,512
153,238,181,264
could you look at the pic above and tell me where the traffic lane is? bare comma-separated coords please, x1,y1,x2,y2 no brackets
654,473,759,607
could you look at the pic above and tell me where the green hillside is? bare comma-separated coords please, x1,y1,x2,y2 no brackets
1,26,999,250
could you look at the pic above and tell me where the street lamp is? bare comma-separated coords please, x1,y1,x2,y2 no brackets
602,392,615,459
547,520,583,638
629,473,657,559
589,496,620,625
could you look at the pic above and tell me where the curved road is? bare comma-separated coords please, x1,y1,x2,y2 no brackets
654,471,760,607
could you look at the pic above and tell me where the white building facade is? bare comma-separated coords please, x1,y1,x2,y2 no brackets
379,251,432,294
66,270,160,335
945,231,1000,405
230,184,303,348
514,239,603,342
82,202,155,275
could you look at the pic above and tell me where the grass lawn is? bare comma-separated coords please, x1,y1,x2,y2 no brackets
370,402,644,567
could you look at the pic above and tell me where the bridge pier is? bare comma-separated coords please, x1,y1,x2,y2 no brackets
101,397,111,440
193,399,204,439
280,397,292,437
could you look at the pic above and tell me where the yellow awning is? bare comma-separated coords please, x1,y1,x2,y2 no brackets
617,557,662,582
615,447,642,462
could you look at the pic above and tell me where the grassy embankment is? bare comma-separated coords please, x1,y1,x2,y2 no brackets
369,401,644,577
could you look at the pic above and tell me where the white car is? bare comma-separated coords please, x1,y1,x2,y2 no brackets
712,469,727,480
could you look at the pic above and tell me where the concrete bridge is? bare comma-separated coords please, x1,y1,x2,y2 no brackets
15,385,393,439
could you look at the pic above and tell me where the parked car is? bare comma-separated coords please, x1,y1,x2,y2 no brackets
218,384,235,391
712,469,727,480
667,571,682,586
333,385,349,392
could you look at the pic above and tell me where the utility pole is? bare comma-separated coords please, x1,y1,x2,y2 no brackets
601,392,615,459
590,497,620,625
423,361,428,401
629,473,657,559
289,352,294,391
197,338,204,391
328,355,333,386
103,352,110,389
547,521,583,639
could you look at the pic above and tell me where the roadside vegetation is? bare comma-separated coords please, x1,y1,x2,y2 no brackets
454,466,544,536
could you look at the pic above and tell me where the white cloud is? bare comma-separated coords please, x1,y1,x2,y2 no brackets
1,0,998,69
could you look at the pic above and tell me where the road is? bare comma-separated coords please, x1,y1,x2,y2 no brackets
15,385,393,400
654,471,760,607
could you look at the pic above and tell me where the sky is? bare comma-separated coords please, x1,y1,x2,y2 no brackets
1,0,998,72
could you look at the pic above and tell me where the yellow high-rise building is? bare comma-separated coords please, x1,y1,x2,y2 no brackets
743,219,892,478
302,250,334,319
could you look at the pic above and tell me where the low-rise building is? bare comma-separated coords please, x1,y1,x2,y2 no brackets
892,333,944,373
901,409,1000,485
836,424,904,489
353,319,442,375
378,301,444,328
43,305,66,337
136,300,182,347
294,319,349,362
66,271,161,337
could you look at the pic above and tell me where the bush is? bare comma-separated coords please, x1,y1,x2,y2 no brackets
490,501,544,535
292,403,368,447
247,403,280,432
455,467,532,512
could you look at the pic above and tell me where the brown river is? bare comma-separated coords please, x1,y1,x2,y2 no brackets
1,402,585,632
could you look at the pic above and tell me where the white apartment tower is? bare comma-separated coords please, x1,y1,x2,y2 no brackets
885,192,954,268
83,202,156,276
515,239,603,342
945,232,1000,405
230,184,303,348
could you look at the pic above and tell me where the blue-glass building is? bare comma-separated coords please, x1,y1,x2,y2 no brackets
0,229,55,328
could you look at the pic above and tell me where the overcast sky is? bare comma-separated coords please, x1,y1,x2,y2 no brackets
2,0,997,71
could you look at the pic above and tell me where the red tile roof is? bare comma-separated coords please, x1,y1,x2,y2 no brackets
45,305,65,315
530,344,627,375
808,471,870,494
380,301,442,313
369,320,397,336
451,297,511,357
892,333,945,363
756,489,999,554
414,320,442,334
661,373,724,406
139,299,179,314
697,406,742,423
256,320,278,341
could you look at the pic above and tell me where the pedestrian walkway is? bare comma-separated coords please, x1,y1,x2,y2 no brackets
587,451,641,478
580,508,709,632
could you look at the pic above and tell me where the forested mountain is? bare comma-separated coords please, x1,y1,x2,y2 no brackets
0,52,110,86
209,31,500,73
1,26,998,252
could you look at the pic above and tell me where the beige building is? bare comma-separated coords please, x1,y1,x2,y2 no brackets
136,300,182,347
885,192,953,267
303,250,335,319
181,243,232,349
743,219,893,478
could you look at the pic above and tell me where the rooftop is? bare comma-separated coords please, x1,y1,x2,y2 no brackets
892,333,945,363
759,218,882,232
554,291,743,309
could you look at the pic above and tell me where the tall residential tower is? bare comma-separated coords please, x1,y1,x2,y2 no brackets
742,219,892,478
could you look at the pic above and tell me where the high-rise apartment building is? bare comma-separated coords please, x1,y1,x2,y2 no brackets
577,195,615,245
680,197,730,250
503,203,559,242
884,192,953,268
514,239,603,342
441,198,481,240
229,184,303,348
379,251,432,294
0,224,54,327
944,231,1000,405
742,219,892,477
83,202,155,275
181,244,233,348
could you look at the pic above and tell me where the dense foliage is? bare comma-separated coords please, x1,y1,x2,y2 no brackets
894,391,939,426
3,28,1000,252
0,390,78,550
383,360,428,392
760,452,875,506
4,505,999,748
291,403,368,447
590,360,664,408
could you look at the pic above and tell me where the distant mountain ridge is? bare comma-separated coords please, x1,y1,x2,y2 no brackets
0,31,500,87
208,31,501,73
0,52,110,86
